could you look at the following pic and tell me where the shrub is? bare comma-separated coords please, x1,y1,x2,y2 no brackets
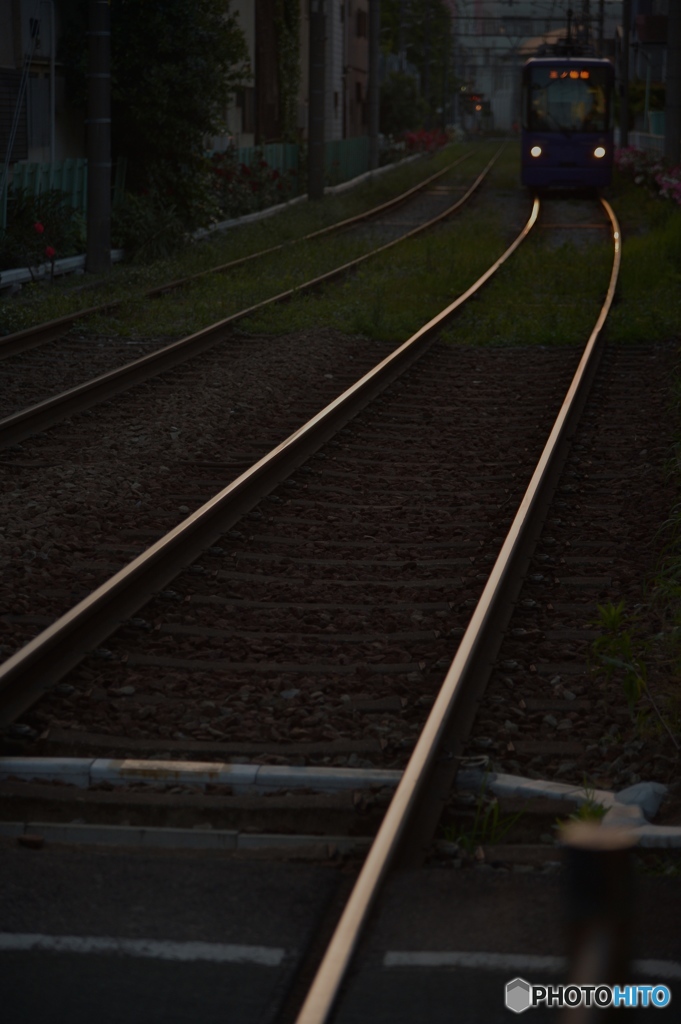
0,189,85,274
615,147,681,206
111,190,188,263
210,149,294,219
403,128,449,154
380,71,429,137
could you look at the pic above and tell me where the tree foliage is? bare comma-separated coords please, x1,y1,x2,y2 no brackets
380,72,429,135
274,0,301,142
380,0,455,128
59,0,250,227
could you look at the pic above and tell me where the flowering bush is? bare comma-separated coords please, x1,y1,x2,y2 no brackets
403,128,449,154
615,147,681,206
210,150,295,218
0,190,82,275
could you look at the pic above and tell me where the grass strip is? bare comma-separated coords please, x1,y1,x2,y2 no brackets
0,142,481,336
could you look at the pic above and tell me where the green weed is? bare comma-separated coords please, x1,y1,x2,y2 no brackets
568,783,608,824
444,777,523,854
590,601,649,712
591,601,680,752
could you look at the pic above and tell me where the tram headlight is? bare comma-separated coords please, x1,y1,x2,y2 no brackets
594,146,606,159
530,145,542,158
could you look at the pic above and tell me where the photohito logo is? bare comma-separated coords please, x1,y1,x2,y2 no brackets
504,979,672,1013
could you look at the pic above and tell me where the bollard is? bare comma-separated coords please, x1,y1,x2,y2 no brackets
559,821,637,1023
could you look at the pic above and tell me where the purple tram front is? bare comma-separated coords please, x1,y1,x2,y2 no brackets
521,57,615,189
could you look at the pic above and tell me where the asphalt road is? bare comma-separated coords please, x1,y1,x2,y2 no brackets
1,843,679,1023
0,841,343,1024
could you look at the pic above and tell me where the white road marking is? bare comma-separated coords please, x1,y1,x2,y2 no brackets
383,951,681,980
0,933,286,965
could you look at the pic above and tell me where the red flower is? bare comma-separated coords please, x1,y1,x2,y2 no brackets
45,245,56,259
34,221,45,234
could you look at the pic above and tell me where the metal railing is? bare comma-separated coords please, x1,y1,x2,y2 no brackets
224,138,372,194
1,156,127,230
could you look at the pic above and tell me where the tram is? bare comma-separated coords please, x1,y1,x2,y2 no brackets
520,56,615,189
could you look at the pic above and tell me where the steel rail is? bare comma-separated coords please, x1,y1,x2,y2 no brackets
143,150,475,297
0,149,503,450
0,301,121,358
293,197,622,1024
0,150,474,357
0,191,538,730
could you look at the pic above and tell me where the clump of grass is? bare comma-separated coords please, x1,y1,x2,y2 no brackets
591,600,649,712
606,168,681,344
554,783,608,842
567,783,608,824
590,600,680,752
443,776,523,855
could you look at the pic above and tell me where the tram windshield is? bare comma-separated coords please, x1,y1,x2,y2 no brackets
525,66,610,133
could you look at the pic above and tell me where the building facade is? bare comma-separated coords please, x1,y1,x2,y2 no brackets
1,0,84,167
451,0,623,132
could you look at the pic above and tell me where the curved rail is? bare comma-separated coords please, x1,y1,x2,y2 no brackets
0,149,502,450
144,150,476,297
293,197,622,1024
0,193,538,728
0,150,474,358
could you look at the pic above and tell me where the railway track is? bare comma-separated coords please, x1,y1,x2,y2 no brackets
0,192,541,725
0,146,480,363
0,148,500,448
1,194,680,1023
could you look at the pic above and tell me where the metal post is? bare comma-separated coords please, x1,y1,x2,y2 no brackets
666,0,681,163
86,0,111,274
308,0,325,201
48,0,55,163
620,0,630,149
423,0,430,126
368,0,380,170
559,822,635,1024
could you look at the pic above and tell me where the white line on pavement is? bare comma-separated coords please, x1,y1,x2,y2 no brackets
0,933,286,965
383,951,681,980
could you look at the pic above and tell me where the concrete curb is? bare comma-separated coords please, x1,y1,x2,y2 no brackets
193,153,421,239
0,154,423,292
2,758,678,847
458,769,680,848
0,819,371,853
0,250,125,290
0,756,401,794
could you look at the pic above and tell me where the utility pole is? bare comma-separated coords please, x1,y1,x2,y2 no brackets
308,0,325,200
423,0,430,127
620,0,630,149
86,0,111,274
581,0,590,51
368,0,380,170
666,0,681,163
597,0,604,58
